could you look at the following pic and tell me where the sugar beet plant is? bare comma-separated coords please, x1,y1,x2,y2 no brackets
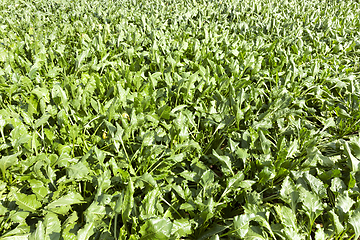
1,0,360,239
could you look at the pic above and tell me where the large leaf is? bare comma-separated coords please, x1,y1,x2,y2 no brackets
349,209,360,240
13,193,42,212
233,213,255,238
77,222,95,240
299,187,323,223
140,218,173,240
46,192,84,210
122,177,134,224
44,212,61,239
212,150,234,176
0,152,21,177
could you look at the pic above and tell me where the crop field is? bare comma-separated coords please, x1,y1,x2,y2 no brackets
1,0,360,239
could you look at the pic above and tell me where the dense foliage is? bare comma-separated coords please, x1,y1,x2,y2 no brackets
1,0,360,239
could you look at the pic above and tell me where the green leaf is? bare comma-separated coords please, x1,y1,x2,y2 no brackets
46,192,84,210
158,105,171,120
220,171,244,200
179,171,197,182
280,176,299,210
0,202,8,215
209,235,220,240
61,212,78,239
226,171,244,189
200,197,216,223
77,222,95,240
140,218,172,240
198,224,228,240
258,130,271,155
66,161,89,180
200,169,214,187
10,211,29,224
330,177,347,194
13,133,31,149
314,225,327,240
76,49,89,70
329,210,344,235
34,113,51,129
140,172,157,187
349,209,360,240
299,187,323,223
0,235,30,240
0,152,21,178
233,213,255,238
253,213,276,239
31,221,45,240
349,136,360,159
51,83,68,109
244,226,267,240
29,179,48,200
84,202,106,222
258,167,275,185
32,87,50,103
321,117,335,132
96,170,111,197
171,219,192,237
274,205,297,230
13,193,42,212
303,172,327,199
239,180,256,189
47,67,62,78
141,188,160,218
44,212,61,239
344,142,360,172
212,150,234,176
286,139,298,159
122,177,134,224
336,191,355,214
142,131,155,147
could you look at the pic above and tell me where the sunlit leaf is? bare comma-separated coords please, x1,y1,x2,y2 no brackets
13,193,42,212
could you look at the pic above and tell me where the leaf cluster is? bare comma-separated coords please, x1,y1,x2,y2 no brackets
0,0,360,239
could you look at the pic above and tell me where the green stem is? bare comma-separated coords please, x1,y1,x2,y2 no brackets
114,214,118,240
